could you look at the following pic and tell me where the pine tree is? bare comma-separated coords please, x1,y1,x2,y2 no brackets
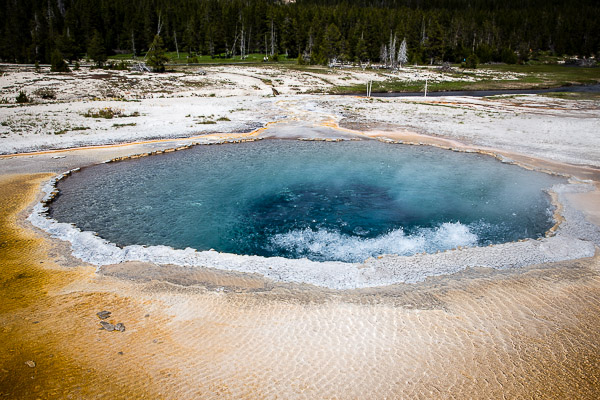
0,0,598,66
88,31,107,67
321,23,342,64
58,31,78,62
355,32,368,64
50,49,70,72
463,54,479,69
397,37,408,67
146,35,169,72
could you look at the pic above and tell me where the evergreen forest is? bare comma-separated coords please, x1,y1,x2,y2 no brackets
1,0,598,65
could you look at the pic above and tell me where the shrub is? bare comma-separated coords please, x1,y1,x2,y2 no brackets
33,88,57,99
84,107,120,119
16,91,29,104
462,54,479,69
83,108,139,119
501,48,518,64
104,61,129,71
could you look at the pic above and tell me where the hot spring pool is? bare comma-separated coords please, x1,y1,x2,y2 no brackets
49,140,563,263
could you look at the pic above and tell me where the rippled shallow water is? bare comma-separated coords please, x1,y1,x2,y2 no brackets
50,140,563,262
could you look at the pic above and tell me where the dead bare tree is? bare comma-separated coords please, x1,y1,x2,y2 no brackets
247,27,251,58
156,13,163,37
131,30,136,58
389,32,397,68
380,44,388,67
270,20,275,56
397,37,408,67
57,0,66,15
47,0,55,34
230,33,239,58
143,13,163,63
239,26,245,59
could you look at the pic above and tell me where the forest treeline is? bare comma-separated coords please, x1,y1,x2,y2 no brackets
1,0,598,65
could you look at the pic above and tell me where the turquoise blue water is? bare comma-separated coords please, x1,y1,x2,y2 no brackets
50,140,563,262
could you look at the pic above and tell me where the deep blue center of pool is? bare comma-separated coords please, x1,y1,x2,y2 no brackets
50,140,562,262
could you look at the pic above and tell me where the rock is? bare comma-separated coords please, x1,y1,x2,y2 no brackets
96,311,111,319
131,62,151,72
438,62,456,73
25,360,36,368
114,323,126,332
100,321,115,331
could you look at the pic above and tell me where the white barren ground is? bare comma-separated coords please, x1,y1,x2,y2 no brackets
1,65,598,168
2,65,600,398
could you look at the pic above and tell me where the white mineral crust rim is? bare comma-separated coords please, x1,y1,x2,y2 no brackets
29,167,600,290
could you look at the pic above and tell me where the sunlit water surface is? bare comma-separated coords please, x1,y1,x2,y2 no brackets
50,140,563,262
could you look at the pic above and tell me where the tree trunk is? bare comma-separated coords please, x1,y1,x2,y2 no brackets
174,31,179,59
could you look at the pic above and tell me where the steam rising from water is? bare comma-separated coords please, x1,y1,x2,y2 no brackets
270,222,478,263
49,140,562,263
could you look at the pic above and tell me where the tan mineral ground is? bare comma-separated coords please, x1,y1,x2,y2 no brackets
1,66,600,399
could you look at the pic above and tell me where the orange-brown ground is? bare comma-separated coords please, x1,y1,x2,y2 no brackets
2,166,600,399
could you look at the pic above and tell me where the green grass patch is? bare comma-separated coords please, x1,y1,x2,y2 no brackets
83,108,140,119
408,101,464,109
281,64,334,74
112,122,137,128
330,64,600,94
540,91,600,101
83,107,119,119
108,52,294,65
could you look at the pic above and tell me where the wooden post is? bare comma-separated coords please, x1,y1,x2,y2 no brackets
424,77,428,97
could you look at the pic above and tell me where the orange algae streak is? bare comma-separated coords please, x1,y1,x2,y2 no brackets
2,168,600,398
0,174,153,399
